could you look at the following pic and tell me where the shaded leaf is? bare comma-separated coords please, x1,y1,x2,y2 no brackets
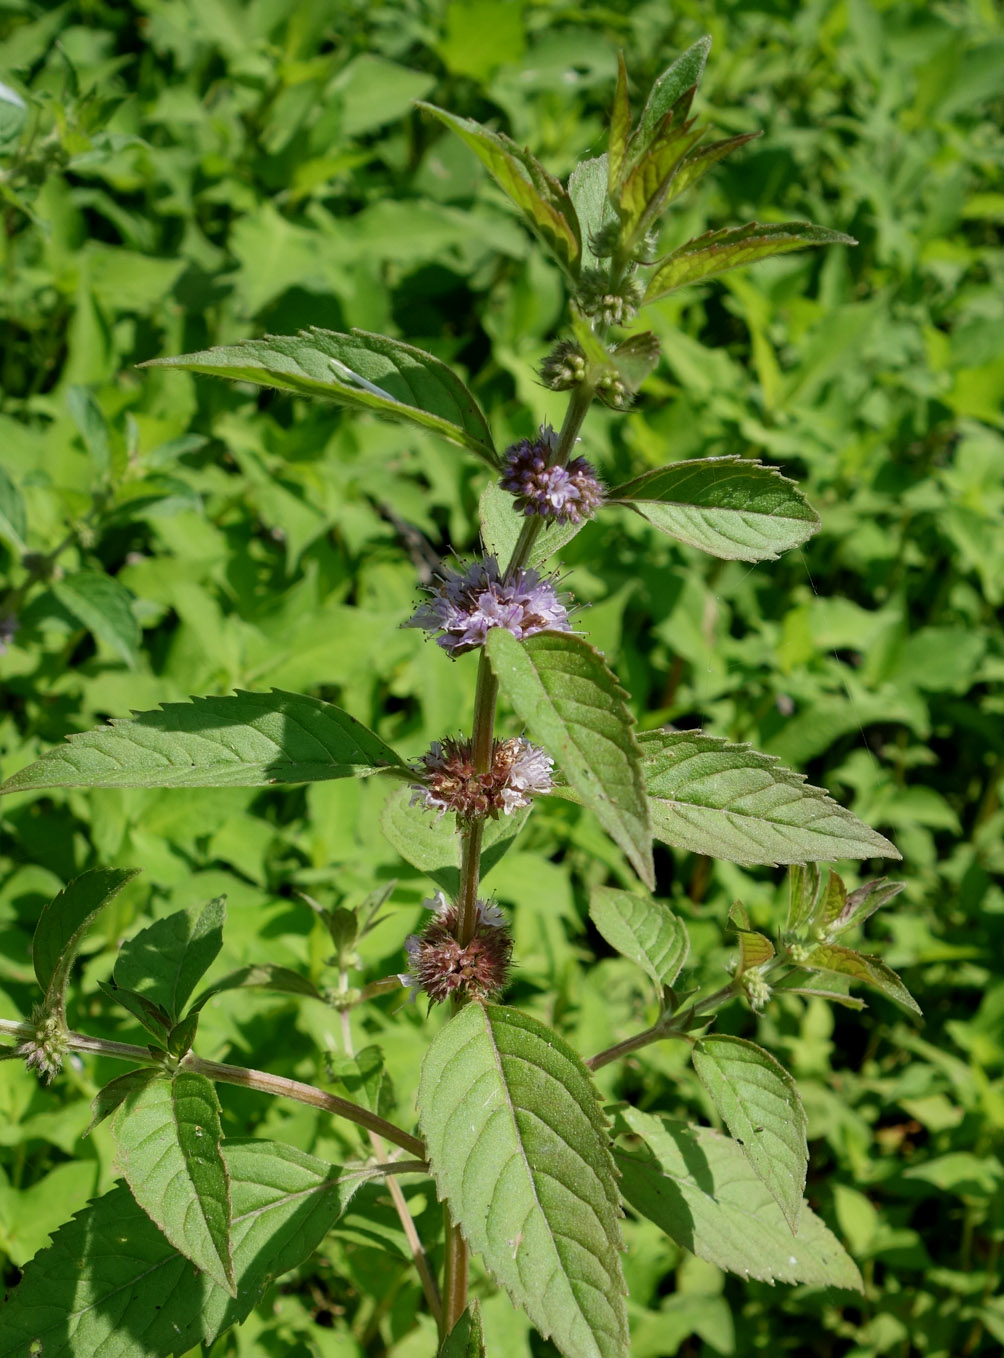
487,629,654,888
658,132,761,212
66,385,111,477
606,54,631,197
0,465,27,553
692,1036,807,1230
645,221,856,302
51,570,140,667
112,1071,235,1295
801,943,921,1014
0,689,406,794
589,886,689,987
479,480,583,572
441,1300,486,1358
640,730,900,864
0,1140,354,1358
86,1068,160,1137
144,328,496,464
616,1110,862,1290
419,1004,628,1358
611,457,819,562
33,867,140,1010
785,863,821,933
380,784,529,895
192,963,323,1012
115,898,225,1024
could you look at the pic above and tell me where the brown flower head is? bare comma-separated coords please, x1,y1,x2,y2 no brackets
401,892,512,1005
411,735,553,822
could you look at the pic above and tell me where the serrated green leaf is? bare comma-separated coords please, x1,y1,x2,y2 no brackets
0,1140,354,1358
66,385,112,477
631,38,711,153
616,1110,862,1290
660,131,760,211
418,102,581,281
611,457,819,562
618,111,704,245
801,943,921,1014
589,886,688,987
0,464,27,552
691,1036,807,1230
86,1068,160,1136
115,898,225,1024
639,730,900,864
99,979,172,1038
143,327,496,464
419,1004,628,1358
832,878,906,936
380,784,529,895
785,863,821,932
441,1300,486,1358
479,480,583,571
644,221,856,302
606,54,631,197
33,867,140,1010
487,629,654,888
50,569,141,667
191,963,323,1012
112,1071,235,1295
568,154,617,273
0,689,406,794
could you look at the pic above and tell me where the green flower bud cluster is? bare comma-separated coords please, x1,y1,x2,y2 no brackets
576,269,644,328
539,340,587,391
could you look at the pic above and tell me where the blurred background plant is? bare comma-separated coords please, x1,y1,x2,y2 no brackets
1,2,1001,1355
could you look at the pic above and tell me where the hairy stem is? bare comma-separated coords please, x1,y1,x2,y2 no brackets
585,976,745,1071
0,1017,424,1157
442,1207,470,1340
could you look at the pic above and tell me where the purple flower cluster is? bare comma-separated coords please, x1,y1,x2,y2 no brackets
500,426,605,525
405,555,570,657
411,735,553,821
400,892,512,1004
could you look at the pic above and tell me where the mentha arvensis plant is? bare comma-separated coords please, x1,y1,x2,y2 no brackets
0,40,918,1358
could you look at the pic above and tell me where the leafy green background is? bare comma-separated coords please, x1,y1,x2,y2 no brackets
1,1,1001,1355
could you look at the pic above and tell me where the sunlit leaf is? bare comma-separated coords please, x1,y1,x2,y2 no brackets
589,886,689,987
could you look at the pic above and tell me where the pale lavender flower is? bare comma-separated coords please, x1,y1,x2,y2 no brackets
500,427,605,525
405,555,571,656
410,735,553,821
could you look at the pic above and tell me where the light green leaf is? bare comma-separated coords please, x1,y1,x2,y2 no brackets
86,1068,161,1136
0,1139,354,1358
589,886,688,987
380,785,529,895
112,1071,235,1295
639,730,900,864
0,465,27,552
33,867,140,1011
50,569,141,667
0,689,406,794
800,943,921,1014
644,221,856,302
616,1110,862,1290
143,328,496,465
441,1300,486,1358
191,963,323,1012
691,1036,807,1230
66,385,112,477
606,54,631,197
568,154,617,273
785,863,821,932
115,898,225,1024
419,1004,628,1358
611,457,819,562
631,38,711,153
487,629,654,888
417,102,581,282
479,481,583,571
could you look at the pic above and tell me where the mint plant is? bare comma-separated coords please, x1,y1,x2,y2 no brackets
0,40,920,1358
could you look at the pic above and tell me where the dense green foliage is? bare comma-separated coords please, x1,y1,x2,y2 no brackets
1,2,1002,1355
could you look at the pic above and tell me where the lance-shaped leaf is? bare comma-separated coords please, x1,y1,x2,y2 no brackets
657,131,761,213
33,867,140,1017
644,221,856,302
0,1139,355,1358
487,629,654,889
831,877,906,937
144,328,496,464
629,37,711,160
418,102,581,282
611,457,819,563
616,1110,862,1290
191,963,323,1012
800,943,921,1014
442,1300,486,1358
112,1070,235,1295
691,1036,807,1231
0,689,406,794
618,103,704,247
0,464,27,552
114,898,225,1024
606,53,631,197
568,154,617,273
639,730,900,864
589,886,689,988
729,899,775,973
418,1004,628,1358
786,863,822,932
50,569,141,668
380,784,529,895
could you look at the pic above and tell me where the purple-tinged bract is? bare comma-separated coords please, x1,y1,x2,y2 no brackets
401,892,512,1004
500,427,605,525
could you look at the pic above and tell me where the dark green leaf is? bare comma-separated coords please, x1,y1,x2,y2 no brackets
417,102,581,281
66,385,111,477
640,730,900,864
479,481,583,571
611,457,819,562
691,1036,807,1230
631,38,711,153
143,328,497,464
0,689,406,794
801,943,921,1014
488,629,653,886
112,1071,235,1295
644,221,856,302
589,886,689,987
661,132,761,211
616,1110,862,1289
419,1004,628,1358
85,1068,160,1137
98,979,172,1038
618,109,704,245
115,898,225,1024
441,1300,486,1358
0,1140,354,1357
191,963,323,1012
380,784,529,894
33,867,140,1007
50,570,140,668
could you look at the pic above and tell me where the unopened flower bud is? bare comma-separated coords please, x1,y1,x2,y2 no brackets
22,1007,68,1083
577,270,644,328
401,892,512,1004
741,968,772,1012
787,941,814,964
540,340,587,391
